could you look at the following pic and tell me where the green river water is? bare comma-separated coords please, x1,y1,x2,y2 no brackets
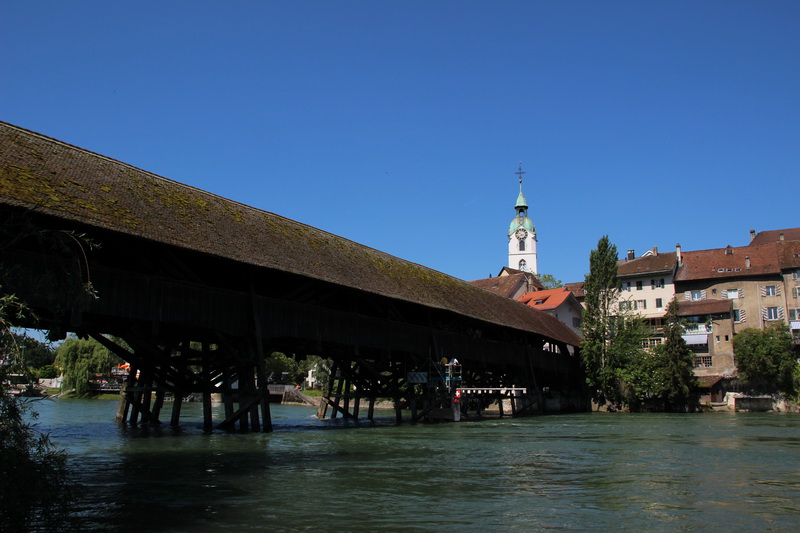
29,399,800,532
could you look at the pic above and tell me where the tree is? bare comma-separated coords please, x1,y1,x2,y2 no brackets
581,235,648,407
652,297,697,411
264,352,301,384
0,295,72,531
582,236,619,403
54,336,122,395
733,324,797,395
0,330,55,369
536,273,563,289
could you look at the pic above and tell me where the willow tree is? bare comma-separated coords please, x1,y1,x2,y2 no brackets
54,336,123,395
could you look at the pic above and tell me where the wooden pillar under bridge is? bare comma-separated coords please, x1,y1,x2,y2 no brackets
222,366,235,423
249,280,272,432
256,355,272,432
202,345,213,433
152,385,166,422
170,389,183,426
116,363,137,423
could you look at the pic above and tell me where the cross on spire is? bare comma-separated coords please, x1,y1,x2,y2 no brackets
515,161,526,185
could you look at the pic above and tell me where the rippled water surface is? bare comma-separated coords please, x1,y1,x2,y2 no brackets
32,399,800,532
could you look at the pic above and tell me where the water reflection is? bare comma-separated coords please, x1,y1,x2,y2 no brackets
29,401,800,531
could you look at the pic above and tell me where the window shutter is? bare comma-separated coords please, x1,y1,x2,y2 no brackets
701,289,707,300
684,291,691,301
739,289,744,299
740,309,746,322
779,307,785,319
762,307,768,320
721,290,728,299
776,285,782,296
760,286,766,297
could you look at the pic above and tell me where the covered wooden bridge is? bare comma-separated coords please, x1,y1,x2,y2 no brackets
0,121,587,431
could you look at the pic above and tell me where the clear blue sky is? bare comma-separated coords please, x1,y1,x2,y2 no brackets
2,1,798,284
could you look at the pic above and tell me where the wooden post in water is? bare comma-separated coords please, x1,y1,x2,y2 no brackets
202,345,213,433
256,353,272,432
170,388,183,426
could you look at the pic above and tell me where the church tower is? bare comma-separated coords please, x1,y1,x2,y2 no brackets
507,163,538,273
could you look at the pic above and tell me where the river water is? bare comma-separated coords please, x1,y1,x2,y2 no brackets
29,399,800,532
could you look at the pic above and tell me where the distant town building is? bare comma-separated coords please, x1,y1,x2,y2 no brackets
518,288,584,337
559,227,800,393
507,163,538,274
469,267,543,301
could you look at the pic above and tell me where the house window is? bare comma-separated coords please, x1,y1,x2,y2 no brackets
765,285,777,296
765,307,779,321
733,309,742,322
622,282,631,292
572,317,582,328
518,259,527,271
619,301,633,311
656,298,663,309
691,290,703,301
793,287,800,299
726,288,738,299
519,240,525,251
637,300,647,310
651,279,665,289
694,356,712,368
788,308,800,320
793,270,800,280
636,281,643,291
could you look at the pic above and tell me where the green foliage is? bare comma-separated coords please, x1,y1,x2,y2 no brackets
652,298,697,411
536,273,563,289
733,323,797,394
36,364,59,379
54,336,123,396
0,373,73,531
264,352,301,384
582,235,649,406
0,291,72,530
580,237,696,411
1,330,55,369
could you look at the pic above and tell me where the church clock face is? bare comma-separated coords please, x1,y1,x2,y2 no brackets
515,228,528,240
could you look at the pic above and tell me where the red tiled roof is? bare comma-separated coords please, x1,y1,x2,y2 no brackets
518,287,573,311
469,269,543,298
677,299,732,317
674,243,781,281
564,282,585,299
750,228,800,245
778,241,800,269
617,252,676,277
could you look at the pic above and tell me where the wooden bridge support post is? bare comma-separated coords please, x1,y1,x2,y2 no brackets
170,389,183,426
152,385,166,422
202,346,213,433
222,366,235,423
256,354,272,432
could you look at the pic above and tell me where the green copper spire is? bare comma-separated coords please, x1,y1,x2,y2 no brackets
515,162,528,208
508,162,535,236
